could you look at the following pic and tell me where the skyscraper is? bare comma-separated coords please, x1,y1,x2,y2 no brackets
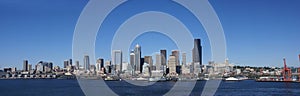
112,50,122,72
140,58,144,73
130,51,135,74
134,44,141,73
105,60,111,73
96,58,104,71
168,55,176,76
192,39,202,73
182,52,187,65
155,53,161,71
172,50,180,66
160,49,167,74
75,61,80,70
144,56,153,71
63,60,68,68
84,55,90,70
23,60,28,71
68,59,72,66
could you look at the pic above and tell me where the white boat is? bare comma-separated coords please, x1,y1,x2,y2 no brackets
225,77,240,81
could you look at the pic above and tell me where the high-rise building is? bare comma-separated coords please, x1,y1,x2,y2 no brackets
112,50,122,72
172,50,180,66
130,51,135,74
84,55,90,70
144,56,153,71
160,49,167,74
155,53,161,71
68,59,72,66
134,44,141,73
96,58,104,71
182,52,187,65
168,55,176,76
23,60,28,71
75,61,80,70
105,60,111,73
140,58,144,73
192,39,202,73
63,60,69,68
28,64,32,71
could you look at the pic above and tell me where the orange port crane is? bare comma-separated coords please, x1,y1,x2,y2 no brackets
282,58,292,81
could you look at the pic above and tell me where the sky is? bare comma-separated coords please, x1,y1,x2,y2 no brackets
0,0,299,69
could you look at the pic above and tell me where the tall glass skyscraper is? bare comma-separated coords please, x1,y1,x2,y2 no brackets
23,60,28,71
192,39,202,72
130,50,135,75
84,55,90,71
112,50,122,72
134,44,141,73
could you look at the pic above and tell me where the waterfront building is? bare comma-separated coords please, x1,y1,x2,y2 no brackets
84,55,90,71
112,50,122,72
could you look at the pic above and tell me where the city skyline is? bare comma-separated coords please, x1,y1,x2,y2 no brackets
0,0,300,69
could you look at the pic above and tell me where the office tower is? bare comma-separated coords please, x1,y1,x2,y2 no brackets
75,61,80,70
155,53,161,71
172,50,180,66
160,49,167,74
182,52,186,65
168,55,176,76
130,51,135,74
134,44,141,73
140,58,144,73
23,60,28,71
144,56,153,71
112,50,122,72
68,59,72,66
105,61,111,73
96,58,104,71
192,39,202,73
63,60,68,68
28,64,32,71
84,55,90,70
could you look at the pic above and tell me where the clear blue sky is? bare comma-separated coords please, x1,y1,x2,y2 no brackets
0,0,299,69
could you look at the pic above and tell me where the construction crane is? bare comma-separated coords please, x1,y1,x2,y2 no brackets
282,58,292,81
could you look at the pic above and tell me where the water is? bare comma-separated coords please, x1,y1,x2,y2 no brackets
0,79,299,96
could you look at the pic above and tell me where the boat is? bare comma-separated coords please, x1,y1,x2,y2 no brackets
225,77,240,81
